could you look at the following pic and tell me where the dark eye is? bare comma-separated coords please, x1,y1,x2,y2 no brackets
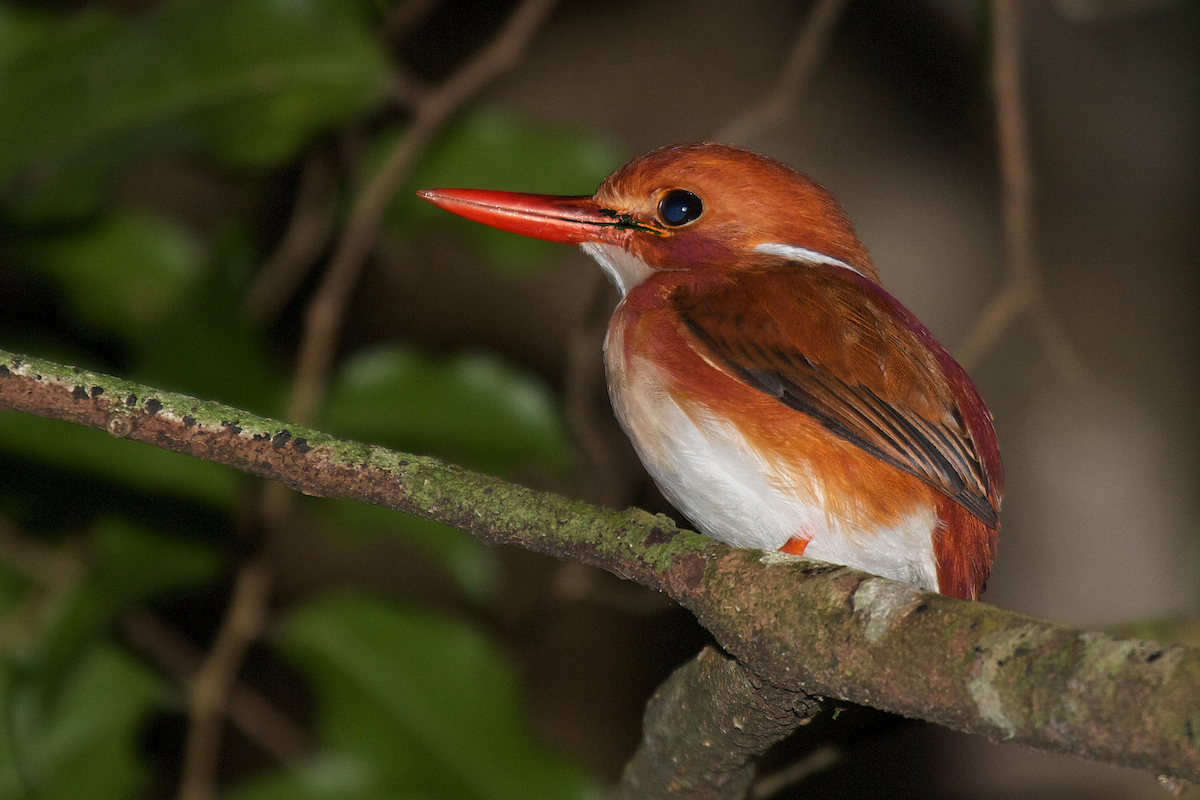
658,189,703,226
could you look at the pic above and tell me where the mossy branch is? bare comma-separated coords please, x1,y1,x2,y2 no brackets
1,347,1197,785
614,646,822,799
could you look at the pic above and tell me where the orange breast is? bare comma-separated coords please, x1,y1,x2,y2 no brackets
604,274,997,599
645,306,936,513
607,301,953,592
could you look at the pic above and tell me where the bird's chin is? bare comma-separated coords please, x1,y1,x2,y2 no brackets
581,242,654,297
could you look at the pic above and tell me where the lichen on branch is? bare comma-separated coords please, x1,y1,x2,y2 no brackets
0,347,1197,784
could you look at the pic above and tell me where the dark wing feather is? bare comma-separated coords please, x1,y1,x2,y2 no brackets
676,269,998,527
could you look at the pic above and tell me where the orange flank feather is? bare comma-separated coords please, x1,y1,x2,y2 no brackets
611,280,942,542
933,494,998,602
419,143,1002,600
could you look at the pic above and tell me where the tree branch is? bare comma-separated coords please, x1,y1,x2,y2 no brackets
614,646,821,800
1,349,1197,784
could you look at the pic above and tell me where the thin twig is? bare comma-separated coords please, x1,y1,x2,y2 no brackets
0,521,85,650
287,0,561,426
244,152,338,325
390,68,429,109
0,518,81,588
177,555,273,800
956,0,1082,378
715,0,850,144
120,609,312,765
177,482,295,800
382,0,442,45
0,512,309,767
750,745,840,800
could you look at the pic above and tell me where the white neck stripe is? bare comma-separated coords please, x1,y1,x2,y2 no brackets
581,242,653,297
753,242,866,278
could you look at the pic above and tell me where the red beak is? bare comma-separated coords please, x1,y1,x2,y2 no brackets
417,188,640,245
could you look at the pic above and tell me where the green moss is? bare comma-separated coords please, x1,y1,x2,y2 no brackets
3,347,709,584
740,549,765,566
967,625,1058,739
641,532,709,570
1071,633,1137,703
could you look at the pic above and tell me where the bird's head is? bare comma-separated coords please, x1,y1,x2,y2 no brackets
418,143,878,294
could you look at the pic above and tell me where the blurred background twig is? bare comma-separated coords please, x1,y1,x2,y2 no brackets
955,0,1083,379
716,0,851,145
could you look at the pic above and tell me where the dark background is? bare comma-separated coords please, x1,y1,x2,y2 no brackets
0,0,1196,797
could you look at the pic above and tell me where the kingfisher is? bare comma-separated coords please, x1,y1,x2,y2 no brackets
419,143,1002,600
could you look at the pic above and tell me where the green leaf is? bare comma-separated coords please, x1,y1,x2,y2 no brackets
305,498,499,603
16,583,107,699
390,109,622,271
129,237,288,414
256,594,595,800
0,0,389,220
15,213,205,337
0,413,240,509
0,560,30,615
11,215,289,414
0,5,50,63
1,518,219,694
91,517,221,608
228,752,410,800
0,645,162,800
324,346,571,476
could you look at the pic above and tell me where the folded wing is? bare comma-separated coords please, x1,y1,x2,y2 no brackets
675,266,1000,527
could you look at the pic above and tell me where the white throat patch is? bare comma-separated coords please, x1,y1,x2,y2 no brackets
581,242,653,296
753,242,866,278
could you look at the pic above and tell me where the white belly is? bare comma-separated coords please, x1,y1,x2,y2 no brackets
604,330,940,590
